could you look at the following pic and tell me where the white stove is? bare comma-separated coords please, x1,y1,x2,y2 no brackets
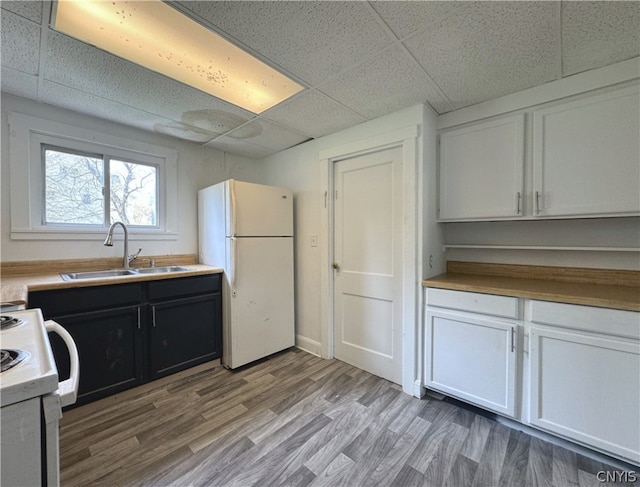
0,308,79,486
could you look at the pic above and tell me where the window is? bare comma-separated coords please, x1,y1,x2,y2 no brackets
9,112,177,240
43,146,158,227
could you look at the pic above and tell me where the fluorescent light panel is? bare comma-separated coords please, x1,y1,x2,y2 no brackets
51,0,304,114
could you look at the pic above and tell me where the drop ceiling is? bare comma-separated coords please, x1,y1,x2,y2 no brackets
2,1,639,159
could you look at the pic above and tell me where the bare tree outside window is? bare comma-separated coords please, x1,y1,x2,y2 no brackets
44,148,158,227
110,160,157,225
44,148,104,224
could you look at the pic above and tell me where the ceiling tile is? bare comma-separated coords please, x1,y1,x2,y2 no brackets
39,80,174,134
403,2,559,111
319,45,451,118
1,9,40,75
0,1,43,23
205,136,277,159
224,119,311,152
0,66,39,100
262,90,366,138
152,122,216,144
562,1,640,77
177,1,393,86
369,1,462,39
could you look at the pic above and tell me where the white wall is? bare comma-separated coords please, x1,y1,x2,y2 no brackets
0,94,260,262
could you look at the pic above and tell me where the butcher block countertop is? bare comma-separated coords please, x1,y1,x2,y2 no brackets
1,255,222,305
423,261,640,312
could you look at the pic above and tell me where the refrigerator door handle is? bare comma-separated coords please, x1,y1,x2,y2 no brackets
231,236,238,296
230,179,237,237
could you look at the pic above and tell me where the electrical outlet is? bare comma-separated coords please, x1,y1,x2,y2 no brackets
310,234,318,247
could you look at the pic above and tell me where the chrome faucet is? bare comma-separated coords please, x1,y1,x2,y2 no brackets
103,222,141,268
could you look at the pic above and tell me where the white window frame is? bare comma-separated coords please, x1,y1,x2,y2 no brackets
8,112,178,240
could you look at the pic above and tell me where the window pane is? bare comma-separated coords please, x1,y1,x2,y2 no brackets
44,148,104,224
109,160,157,226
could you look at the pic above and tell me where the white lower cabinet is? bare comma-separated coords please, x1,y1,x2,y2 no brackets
528,301,640,465
425,309,518,417
424,289,519,418
424,289,640,465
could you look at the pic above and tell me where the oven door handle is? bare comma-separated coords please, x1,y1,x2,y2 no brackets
45,320,79,408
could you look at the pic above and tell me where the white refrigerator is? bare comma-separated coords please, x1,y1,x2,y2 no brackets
198,179,295,369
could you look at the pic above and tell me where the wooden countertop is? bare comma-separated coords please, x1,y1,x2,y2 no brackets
422,261,640,312
1,255,223,305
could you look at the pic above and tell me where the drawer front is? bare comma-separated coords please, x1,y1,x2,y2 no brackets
29,283,143,317
426,288,519,319
529,300,640,340
148,274,222,301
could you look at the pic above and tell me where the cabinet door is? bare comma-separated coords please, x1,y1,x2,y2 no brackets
47,306,144,407
149,293,221,379
529,327,640,464
532,85,640,217
439,114,525,220
425,309,518,417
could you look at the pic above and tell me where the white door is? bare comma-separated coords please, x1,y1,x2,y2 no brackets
333,147,403,384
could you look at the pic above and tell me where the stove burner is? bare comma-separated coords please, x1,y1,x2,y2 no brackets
0,315,25,330
0,349,30,372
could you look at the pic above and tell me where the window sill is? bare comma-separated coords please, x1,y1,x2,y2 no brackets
10,229,178,241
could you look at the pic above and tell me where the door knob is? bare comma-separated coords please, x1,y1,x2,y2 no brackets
332,262,340,270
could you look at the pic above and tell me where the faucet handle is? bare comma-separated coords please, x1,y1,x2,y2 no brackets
128,248,142,264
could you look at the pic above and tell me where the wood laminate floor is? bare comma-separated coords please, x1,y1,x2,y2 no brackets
60,349,636,487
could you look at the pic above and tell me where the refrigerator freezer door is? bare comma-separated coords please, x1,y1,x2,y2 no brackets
224,236,295,368
226,180,293,237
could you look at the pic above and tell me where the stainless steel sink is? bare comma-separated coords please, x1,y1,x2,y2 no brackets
60,269,137,281
60,266,190,281
132,266,190,274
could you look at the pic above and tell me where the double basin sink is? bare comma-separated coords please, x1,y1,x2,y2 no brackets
60,266,190,281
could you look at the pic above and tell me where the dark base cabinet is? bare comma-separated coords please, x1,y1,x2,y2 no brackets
47,306,144,405
148,275,223,380
29,274,222,408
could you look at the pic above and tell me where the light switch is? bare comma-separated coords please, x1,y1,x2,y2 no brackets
310,234,318,247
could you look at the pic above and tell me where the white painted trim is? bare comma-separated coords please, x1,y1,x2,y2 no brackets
295,335,321,357
8,112,178,240
319,157,333,360
319,125,420,161
437,57,640,129
401,136,419,395
319,124,420,394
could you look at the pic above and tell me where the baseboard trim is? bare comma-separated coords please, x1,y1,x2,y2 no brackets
295,335,321,357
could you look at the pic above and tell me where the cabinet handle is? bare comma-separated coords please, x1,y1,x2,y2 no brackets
152,306,156,327
137,307,141,330
535,191,541,214
516,192,522,215
511,326,516,352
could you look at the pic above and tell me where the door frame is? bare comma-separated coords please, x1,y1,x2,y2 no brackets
318,125,421,395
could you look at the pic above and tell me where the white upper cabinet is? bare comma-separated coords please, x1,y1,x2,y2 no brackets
438,114,525,220
532,85,640,217
438,82,640,221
